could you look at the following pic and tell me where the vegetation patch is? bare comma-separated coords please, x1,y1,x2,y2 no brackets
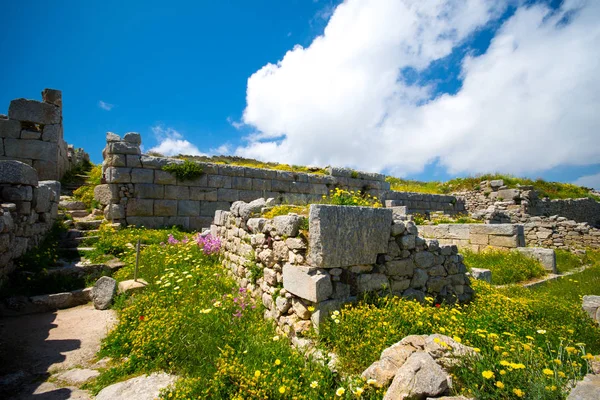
182,155,329,175
162,159,204,181
413,212,483,225
262,205,309,219
72,164,102,210
462,249,547,285
386,174,600,200
321,187,382,207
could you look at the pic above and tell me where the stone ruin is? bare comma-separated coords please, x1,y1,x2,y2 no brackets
0,89,89,181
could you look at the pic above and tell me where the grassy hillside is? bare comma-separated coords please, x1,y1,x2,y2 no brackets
386,174,599,200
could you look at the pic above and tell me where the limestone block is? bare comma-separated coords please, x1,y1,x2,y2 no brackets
189,187,218,201
104,204,125,220
105,167,131,183
0,119,21,139
582,295,600,321
95,372,177,400
126,155,142,168
92,276,117,310
207,175,232,188
0,160,38,185
140,155,174,169
251,178,271,191
123,132,141,145
273,215,302,237
357,273,389,292
283,264,332,303
231,176,252,190
33,186,51,212
106,132,121,142
94,184,120,205
497,188,520,201
414,252,435,268
180,174,207,187
21,130,41,140
515,247,557,273
33,160,58,180
238,190,263,202
240,198,266,220
135,183,164,199
167,216,191,229
200,201,231,217
105,154,126,167
311,298,348,327
400,234,416,250
9,98,61,124
4,138,55,160
217,188,239,202
213,210,231,226
178,200,200,216
154,200,177,216
469,224,518,236
127,199,154,216
107,142,140,155
154,170,177,185
308,205,392,268
131,168,154,184
245,168,277,179
164,185,189,200
469,233,489,245
488,235,518,248
126,216,164,228
41,88,62,106
271,179,291,192
386,259,415,276
470,268,491,283
2,185,33,202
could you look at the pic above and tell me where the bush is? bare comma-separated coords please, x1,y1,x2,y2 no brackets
162,159,203,181
72,164,102,210
462,249,547,285
321,188,382,207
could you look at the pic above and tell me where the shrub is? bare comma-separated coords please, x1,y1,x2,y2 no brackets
321,188,382,207
262,205,309,219
462,249,547,285
162,159,203,181
72,164,102,210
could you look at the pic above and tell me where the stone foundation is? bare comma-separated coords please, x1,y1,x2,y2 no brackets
418,224,525,253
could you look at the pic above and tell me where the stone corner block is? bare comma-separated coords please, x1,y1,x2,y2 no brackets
283,264,332,303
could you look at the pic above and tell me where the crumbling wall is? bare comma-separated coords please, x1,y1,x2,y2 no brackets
0,161,61,285
385,192,466,216
0,89,89,181
418,224,526,253
213,201,473,334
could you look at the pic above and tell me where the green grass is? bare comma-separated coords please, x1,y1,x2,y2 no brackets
385,173,600,201
180,155,329,175
462,249,547,285
72,164,103,210
262,205,309,219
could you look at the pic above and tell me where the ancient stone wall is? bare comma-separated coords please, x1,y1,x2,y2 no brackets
212,200,473,334
385,192,466,216
0,161,61,285
523,216,600,250
418,224,526,253
0,89,89,181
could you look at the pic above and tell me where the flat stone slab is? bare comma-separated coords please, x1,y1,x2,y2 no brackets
567,374,600,400
118,279,149,294
95,372,178,400
54,368,100,385
515,247,557,273
308,204,392,268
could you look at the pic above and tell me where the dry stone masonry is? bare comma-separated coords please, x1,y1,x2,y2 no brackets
418,224,525,252
0,89,89,181
0,161,61,285
212,200,473,335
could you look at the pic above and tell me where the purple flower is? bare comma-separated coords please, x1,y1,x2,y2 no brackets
167,234,179,245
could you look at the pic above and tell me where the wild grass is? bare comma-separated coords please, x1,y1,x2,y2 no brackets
462,249,547,285
385,174,599,201
181,155,329,175
72,164,103,210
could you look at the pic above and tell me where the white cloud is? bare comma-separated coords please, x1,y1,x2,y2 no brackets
98,100,114,111
235,0,600,177
148,125,206,157
574,172,600,190
211,144,232,155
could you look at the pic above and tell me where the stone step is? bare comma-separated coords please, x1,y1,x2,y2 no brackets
70,210,91,218
59,200,88,211
75,220,103,230
58,247,96,254
75,236,99,244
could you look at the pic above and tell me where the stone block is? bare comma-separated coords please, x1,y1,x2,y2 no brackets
271,180,291,192
496,188,520,201
127,199,154,216
21,130,41,140
126,155,142,168
189,216,212,230
582,295,600,321
166,216,190,229
232,176,252,190
414,252,435,268
386,259,415,276
135,183,164,199
308,205,392,268
515,247,557,273
283,264,332,303
470,268,491,283
245,168,277,179
2,186,33,201
105,167,131,183
41,124,61,142
131,168,154,183
105,154,126,167
154,170,177,185
0,119,21,139
107,141,140,155
469,224,518,236
0,160,38,185
94,184,120,205
123,132,141,145
164,185,189,200
488,235,518,248
140,155,173,169
200,201,231,217
238,190,263,202
126,216,164,228
33,185,52,212
217,188,239,202
207,175,232,188
4,138,55,160
251,179,271,191
310,298,349,327
154,200,177,216
9,98,61,124
189,187,218,201
42,88,62,106
273,215,302,237
104,204,125,220
469,233,489,245
357,273,389,293
179,174,207,187
178,200,200,216
33,160,58,180
446,225,470,240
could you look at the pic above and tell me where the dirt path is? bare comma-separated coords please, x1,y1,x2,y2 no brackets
0,304,117,399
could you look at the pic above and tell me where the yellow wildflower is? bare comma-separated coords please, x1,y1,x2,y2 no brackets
336,388,345,396
495,381,505,389
543,369,554,376
513,388,525,398
482,371,495,379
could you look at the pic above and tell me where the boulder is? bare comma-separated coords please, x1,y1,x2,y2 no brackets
383,352,451,400
582,295,600,322
0,160,38,186
567,374,600,400
308,204,392,268
92,276,117,310
95,372,177,400
515,247,557,273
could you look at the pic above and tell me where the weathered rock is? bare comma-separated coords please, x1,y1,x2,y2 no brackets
118,279,148,294
0,119,21,139
515,247,557,272
92,276,117,310
8,98,61,124
582,295,600,322
60,200,87,210
283,264,332,303
383,352,451,400
273,214,302,237
567,374,600,400
240,198,266,220
95,372,178,400
308,205,392,268
469,268,491,283
55,368,100,385
123,132,142,145
0,160,38,186
357,273,389,293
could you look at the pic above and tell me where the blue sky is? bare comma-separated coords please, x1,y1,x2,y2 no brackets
1,0,599,188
